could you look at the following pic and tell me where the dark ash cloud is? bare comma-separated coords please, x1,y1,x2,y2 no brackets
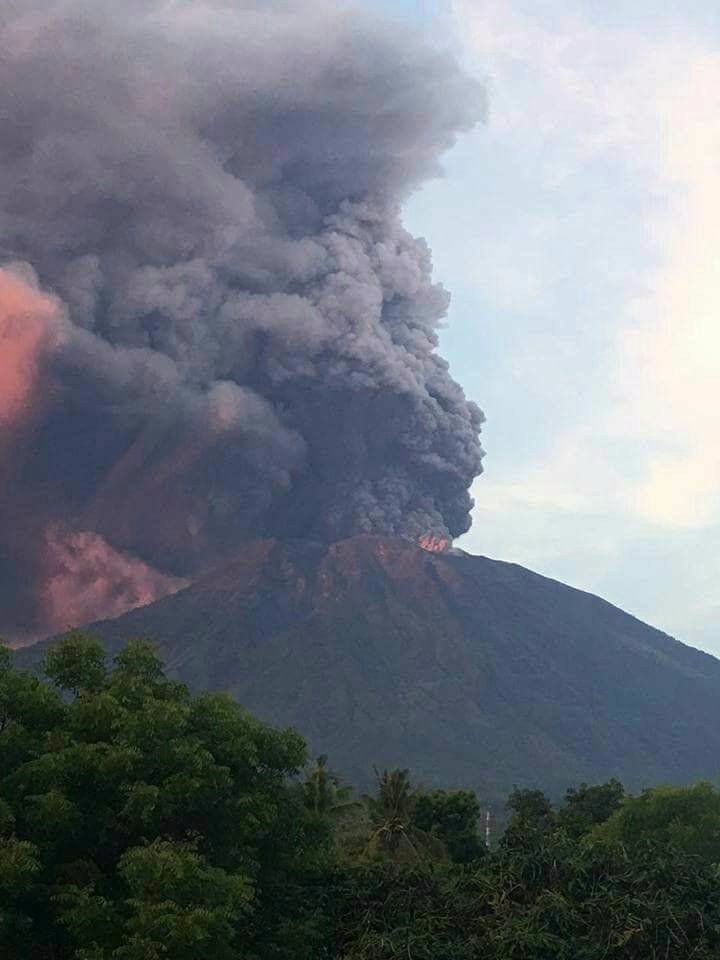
0,0,486,639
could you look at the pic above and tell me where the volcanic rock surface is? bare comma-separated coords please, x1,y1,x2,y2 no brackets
17,535,720,800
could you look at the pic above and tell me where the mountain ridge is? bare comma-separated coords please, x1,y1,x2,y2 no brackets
15,535,720,801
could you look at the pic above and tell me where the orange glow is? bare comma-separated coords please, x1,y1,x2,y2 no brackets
417,534,450,553
42,524,189,631
0,269,60,430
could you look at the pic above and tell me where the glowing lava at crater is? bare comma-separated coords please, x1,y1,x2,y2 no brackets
417,534,450,553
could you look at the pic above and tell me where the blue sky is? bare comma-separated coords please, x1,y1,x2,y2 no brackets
380,0,720,654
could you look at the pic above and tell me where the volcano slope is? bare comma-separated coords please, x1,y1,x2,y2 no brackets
16,535,720,800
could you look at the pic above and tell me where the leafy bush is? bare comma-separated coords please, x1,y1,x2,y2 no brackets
0,635,324,960
4,636,720,959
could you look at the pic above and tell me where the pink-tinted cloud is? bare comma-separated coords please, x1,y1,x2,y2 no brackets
42,523,189,632
0,268,61,432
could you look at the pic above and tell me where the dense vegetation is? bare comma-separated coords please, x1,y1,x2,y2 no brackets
3,636,720,959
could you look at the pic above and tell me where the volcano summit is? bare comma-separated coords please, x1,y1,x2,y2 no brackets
19,535,720,800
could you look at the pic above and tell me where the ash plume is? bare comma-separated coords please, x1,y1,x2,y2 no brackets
0,0,486,640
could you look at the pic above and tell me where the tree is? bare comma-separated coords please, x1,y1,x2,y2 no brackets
556,778,625,837
0,635,324,959
500,786,555,849
412,789,486,863
362,769,444,863
593,781,720,863
329,819,720,960
506,786,554,825
7,632,720,959
302,755,359,821
43,632,107,695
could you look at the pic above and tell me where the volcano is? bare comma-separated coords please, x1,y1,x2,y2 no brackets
16,535,720,800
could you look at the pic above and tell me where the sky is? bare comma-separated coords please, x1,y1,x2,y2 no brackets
384,0,720,655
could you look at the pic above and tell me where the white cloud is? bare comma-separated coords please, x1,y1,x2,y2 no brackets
411,1,720,651
453,0,720,532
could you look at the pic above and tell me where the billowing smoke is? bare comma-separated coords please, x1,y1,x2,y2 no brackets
0,0,485,640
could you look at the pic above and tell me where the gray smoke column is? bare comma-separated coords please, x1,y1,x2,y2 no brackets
0,0,486,641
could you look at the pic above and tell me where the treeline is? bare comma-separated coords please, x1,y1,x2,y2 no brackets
2,636,720,958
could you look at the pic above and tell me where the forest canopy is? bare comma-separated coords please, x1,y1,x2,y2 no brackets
2,635,720,959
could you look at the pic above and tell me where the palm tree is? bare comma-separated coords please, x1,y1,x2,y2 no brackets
303,755,361,821
363,767,446,863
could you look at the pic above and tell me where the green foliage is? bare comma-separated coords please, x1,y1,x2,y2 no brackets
303,754,360,821
557,777,625,837
327,831,720,959
111,839,252,960
5,633,720,959
502,779,624,850
319,779,717,959
0,635,322,959
506,786,554,826
362,769,446,864
593,781,720,862
500,786,555,850
412,789,486,863
43,633,107,694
